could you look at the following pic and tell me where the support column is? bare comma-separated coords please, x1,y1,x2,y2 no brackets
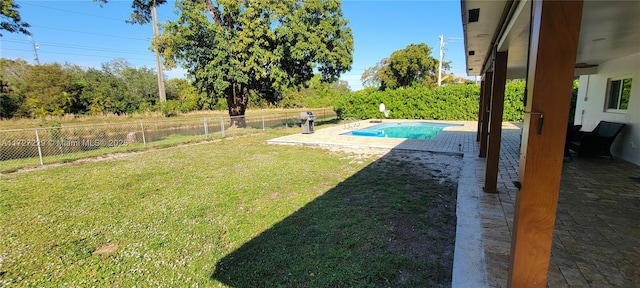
476,79,486,142
479,72,492,158
484,51,508,193
508,0,583,287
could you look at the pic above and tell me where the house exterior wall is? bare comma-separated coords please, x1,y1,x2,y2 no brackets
574,52,640,165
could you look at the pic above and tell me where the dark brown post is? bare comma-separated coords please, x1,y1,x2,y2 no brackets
477,79,486,142
484,51,508,193
479,72,492,158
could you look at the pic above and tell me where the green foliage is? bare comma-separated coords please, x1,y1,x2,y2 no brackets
0,0,30,36
93,0,170,24
213,97,229,111
569,78,579,124
158,100,180,117
155,0,353,117
361,43,444,90
277,73,351,109
81,68,126,115
503,80,526,122
18,63,84,118
102,59,159,108
335,81,526,121
165,78,203,112
0,90,21,118
0,58,206,118
0,59,28,118
620,78,632,110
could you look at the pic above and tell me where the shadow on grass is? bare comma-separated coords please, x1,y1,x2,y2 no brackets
212,149,460,287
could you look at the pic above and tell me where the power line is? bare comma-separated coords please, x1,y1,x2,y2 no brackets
29,25,151,42
2,38,153,56
2,48,156,63
438,35,463,86
19,2,128,22
21,1,176,23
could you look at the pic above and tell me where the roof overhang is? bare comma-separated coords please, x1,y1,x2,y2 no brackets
460,0,512,76
462,0,640,79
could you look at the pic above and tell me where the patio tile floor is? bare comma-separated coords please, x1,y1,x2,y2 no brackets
478,127,640,287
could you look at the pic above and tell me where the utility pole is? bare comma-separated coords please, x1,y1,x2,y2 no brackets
29,35,40,65
438,34,444,87
151,1,166,102
438,35,463,86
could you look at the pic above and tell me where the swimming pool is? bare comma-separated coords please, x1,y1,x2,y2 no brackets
344,122,457,140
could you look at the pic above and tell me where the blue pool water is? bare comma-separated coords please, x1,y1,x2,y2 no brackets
344,122,456,140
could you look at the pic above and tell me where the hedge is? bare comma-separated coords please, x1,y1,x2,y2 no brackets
334,81,526,122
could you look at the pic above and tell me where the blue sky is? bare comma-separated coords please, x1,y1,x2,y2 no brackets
1,0,467,91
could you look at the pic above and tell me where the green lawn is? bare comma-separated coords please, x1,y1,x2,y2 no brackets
0,128,263,174
0,129,459,287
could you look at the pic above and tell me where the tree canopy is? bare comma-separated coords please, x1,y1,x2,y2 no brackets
361,43,446,90
0,0,30,36
1,1,354,119
0,57,351,119
154,0,353,122
278,73,350,108
0,58,180,118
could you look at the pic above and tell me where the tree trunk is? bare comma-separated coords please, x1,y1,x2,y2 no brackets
226,82,248,128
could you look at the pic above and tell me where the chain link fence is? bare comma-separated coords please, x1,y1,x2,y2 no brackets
0,108,336,173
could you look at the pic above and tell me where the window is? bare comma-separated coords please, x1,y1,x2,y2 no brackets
606,77,632,111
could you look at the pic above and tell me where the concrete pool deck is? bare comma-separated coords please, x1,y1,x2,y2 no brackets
268,120,523,287
267,119,519,154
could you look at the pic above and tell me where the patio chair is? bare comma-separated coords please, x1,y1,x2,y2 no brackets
564,124,582,160
568,121,626,159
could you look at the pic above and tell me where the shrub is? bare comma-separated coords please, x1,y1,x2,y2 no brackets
334,81,526,122
503,80,525,122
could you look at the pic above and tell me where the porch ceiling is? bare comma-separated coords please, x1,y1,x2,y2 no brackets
462,0,640,79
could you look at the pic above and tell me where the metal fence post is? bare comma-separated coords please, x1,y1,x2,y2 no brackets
35,128,44,165
285,113,288,128
204,117,209,139
220,116,225,137
140,121,147,146
262,115,265,131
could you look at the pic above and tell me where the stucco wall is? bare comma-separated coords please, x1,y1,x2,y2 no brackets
574,52,640,165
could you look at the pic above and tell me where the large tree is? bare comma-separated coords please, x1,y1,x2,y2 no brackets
150,0,353,125
79,59,160,114
19,63,84,117
361,43,445,90
102,58,159,108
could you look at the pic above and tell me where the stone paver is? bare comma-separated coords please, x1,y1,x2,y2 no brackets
268,121,640,287
477,127,640,288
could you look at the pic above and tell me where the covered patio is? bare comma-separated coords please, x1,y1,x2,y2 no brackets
460,0,640,286
473,128,640,287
